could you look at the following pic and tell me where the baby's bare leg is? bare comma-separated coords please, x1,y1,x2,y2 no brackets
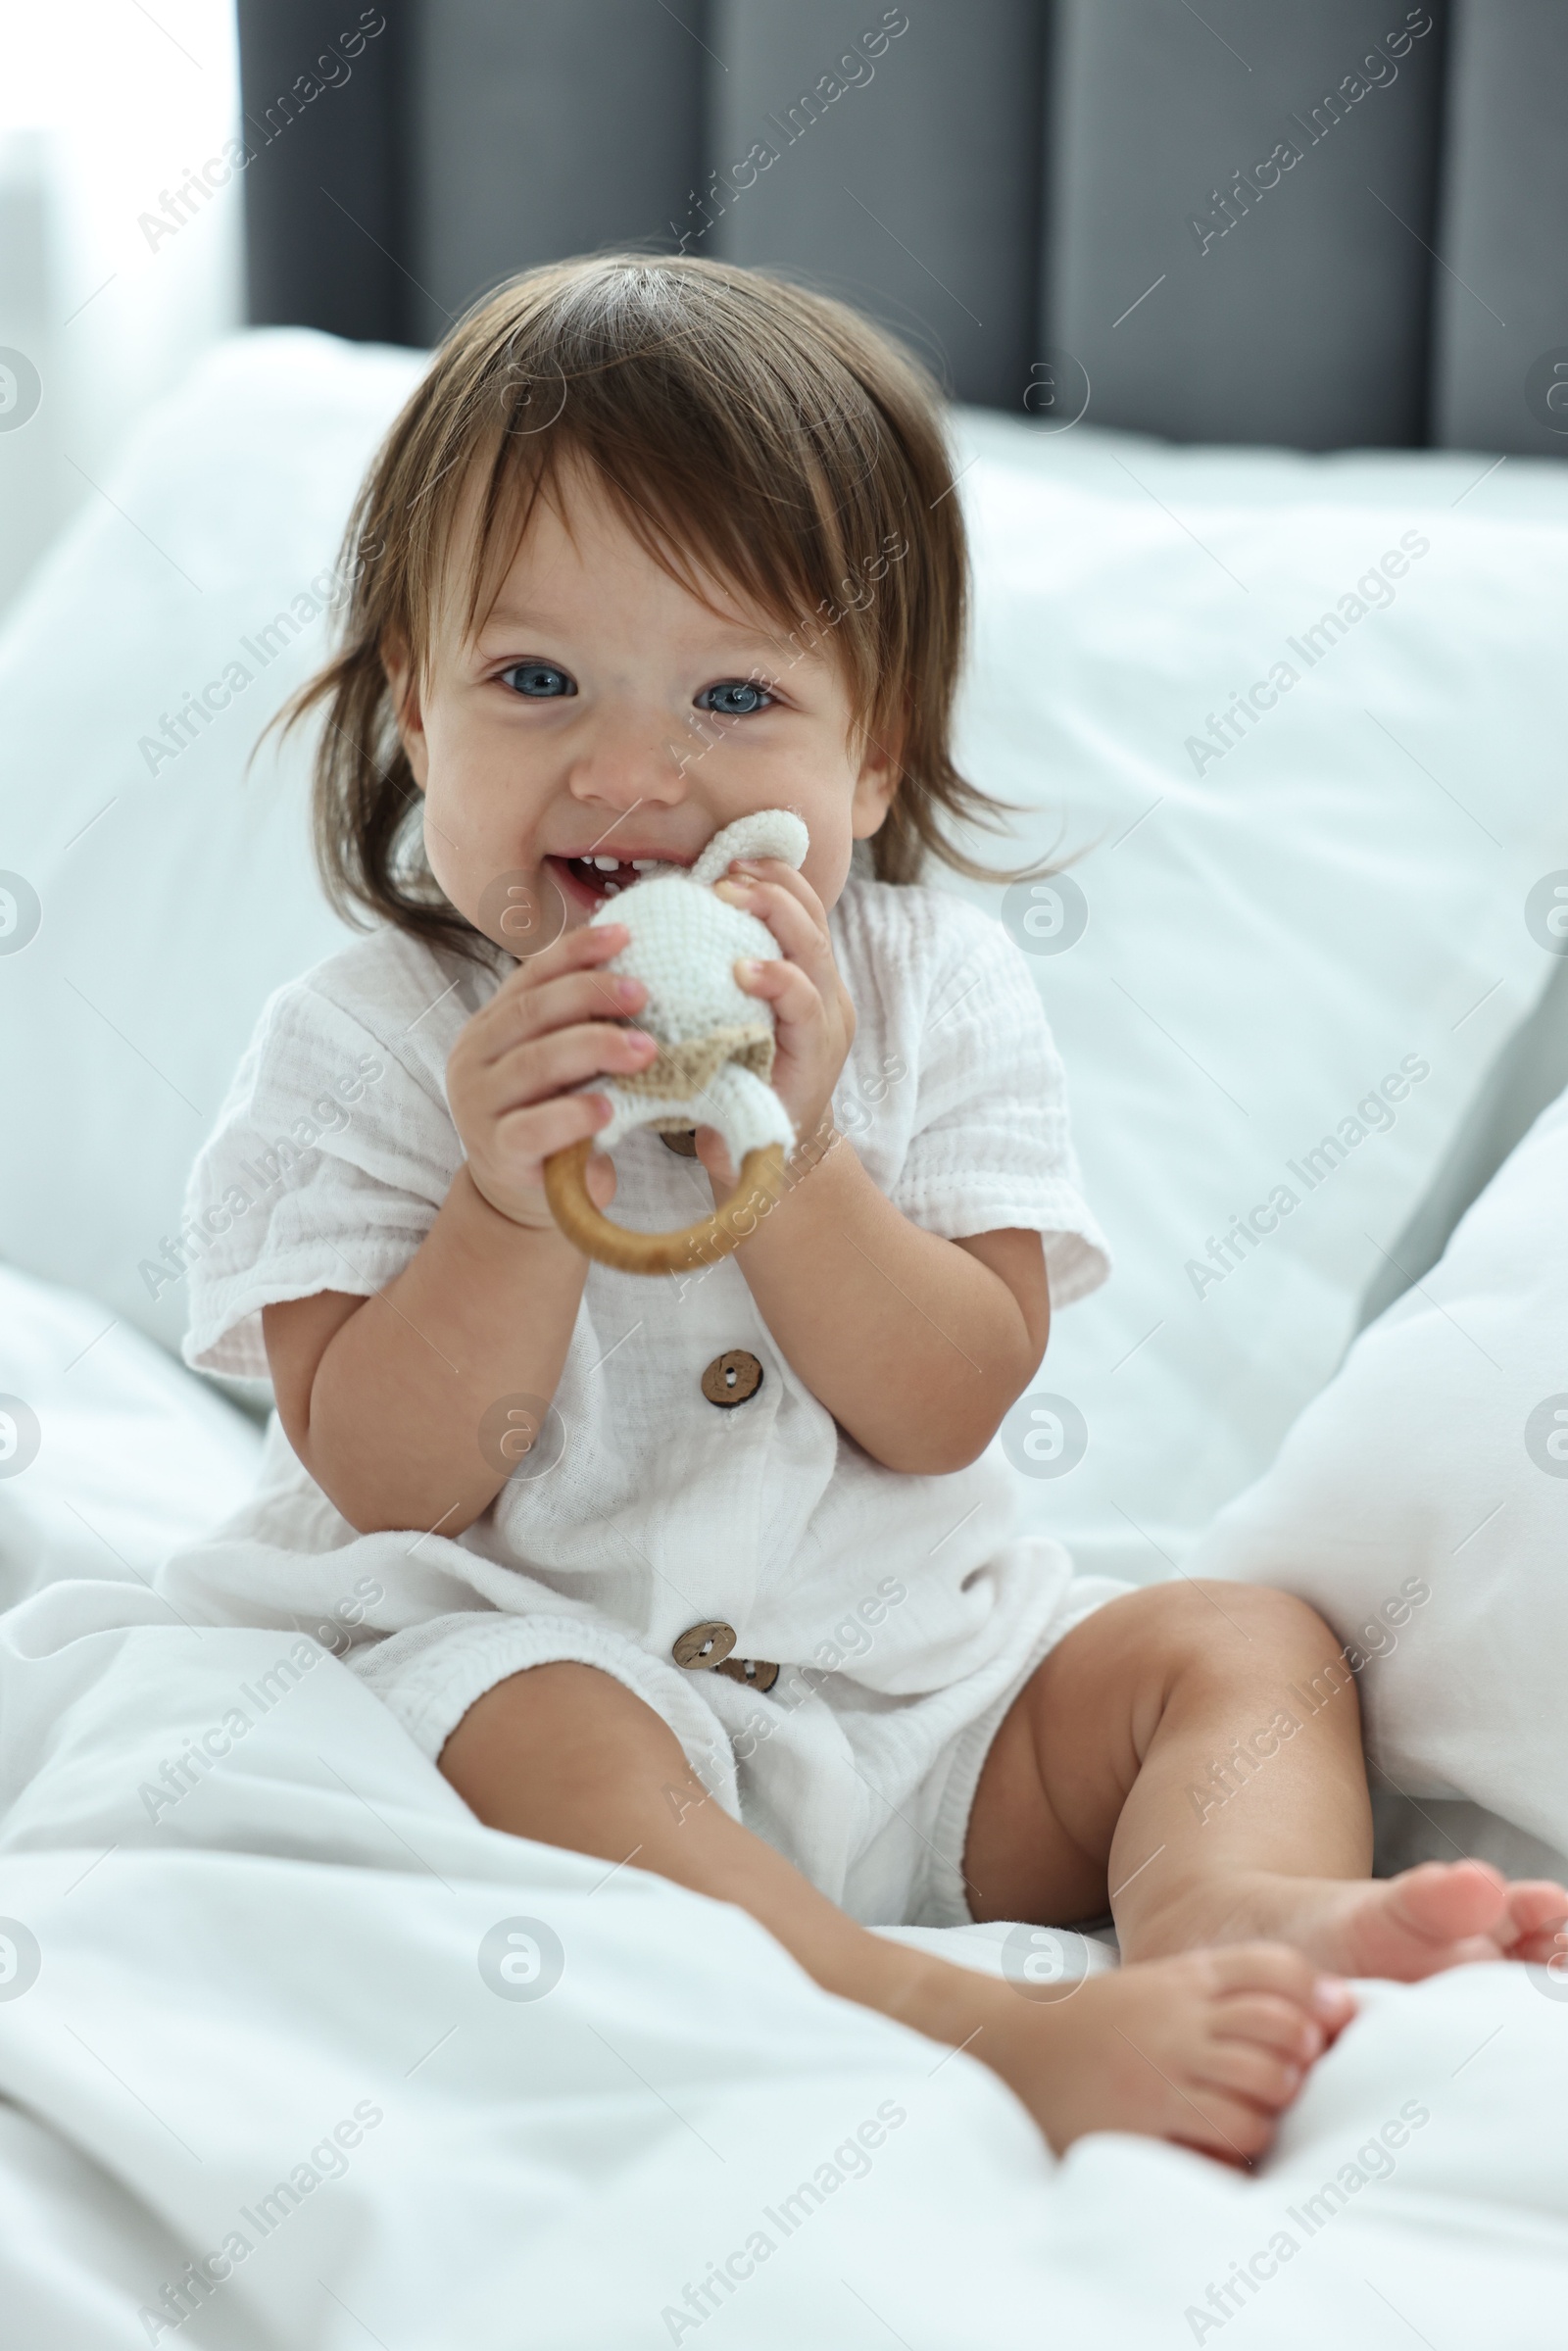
442,1661,952,2023
440,1660,1348,2159
967,1582,1568,1976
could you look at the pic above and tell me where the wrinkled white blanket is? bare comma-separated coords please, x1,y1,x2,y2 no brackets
2,1576,1567,2348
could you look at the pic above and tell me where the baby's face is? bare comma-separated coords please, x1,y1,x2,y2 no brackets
386,461,896,949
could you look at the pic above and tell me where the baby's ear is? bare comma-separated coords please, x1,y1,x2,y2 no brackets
851,720,901,836
380,629,414,709
380,633,428,786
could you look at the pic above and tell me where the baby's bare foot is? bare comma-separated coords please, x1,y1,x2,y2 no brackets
975,1942,1353,2161
1135,1860,1568,1981
1289,1861,1568,1976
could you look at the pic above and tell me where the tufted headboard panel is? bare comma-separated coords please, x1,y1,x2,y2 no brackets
235,1,1568,453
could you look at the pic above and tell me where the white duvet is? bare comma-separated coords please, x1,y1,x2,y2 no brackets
1188,1084,1568,1889
2,1569,1567,2348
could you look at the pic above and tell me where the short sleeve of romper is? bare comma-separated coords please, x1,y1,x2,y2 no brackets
179,927,487,1380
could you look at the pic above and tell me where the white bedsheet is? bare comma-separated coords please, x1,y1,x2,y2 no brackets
0,1260,261,1610
1,1574,1566,2348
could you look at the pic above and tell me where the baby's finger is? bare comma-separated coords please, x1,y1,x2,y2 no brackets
733,952,822,1034
483,963,646,1056
692,1124,736,1192
716,874,832,981
486,1019,658,1108
728,856,828,926
492,1088,612,1168
486,918,628,1011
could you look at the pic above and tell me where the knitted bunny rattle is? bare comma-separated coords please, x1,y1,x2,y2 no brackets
543,808,808,1274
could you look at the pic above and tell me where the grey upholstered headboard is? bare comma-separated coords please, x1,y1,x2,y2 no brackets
236,0,1568,457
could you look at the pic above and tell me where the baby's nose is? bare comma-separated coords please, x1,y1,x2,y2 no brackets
565,712,689,808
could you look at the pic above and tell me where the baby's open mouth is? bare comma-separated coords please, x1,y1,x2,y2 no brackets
550,852,674,906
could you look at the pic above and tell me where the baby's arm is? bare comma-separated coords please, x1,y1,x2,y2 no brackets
706,860,1049,1473
733,1149,1047,1474
264,920,659,1536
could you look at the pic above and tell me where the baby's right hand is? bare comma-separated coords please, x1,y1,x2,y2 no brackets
447,922,658,1229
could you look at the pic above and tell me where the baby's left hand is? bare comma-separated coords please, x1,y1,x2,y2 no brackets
705,856,854,1182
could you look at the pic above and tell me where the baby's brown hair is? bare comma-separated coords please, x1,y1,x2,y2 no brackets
278,253,1035,964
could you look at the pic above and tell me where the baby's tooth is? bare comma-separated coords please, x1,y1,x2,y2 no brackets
602,879,620,895
592,855,618,870
630,858,655,871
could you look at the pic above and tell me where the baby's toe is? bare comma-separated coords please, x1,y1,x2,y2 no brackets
1204,1941,1358,2038
1213,1991,1325,2066
1501,1881,1568,1951
1388,1859,1508,1945
1175,2088,1278,2166
1202,2037,1305,2115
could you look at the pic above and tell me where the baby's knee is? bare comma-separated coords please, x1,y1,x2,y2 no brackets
1118,1577,1343,1674
440,1658,676,1788
1197,1579,1338,1649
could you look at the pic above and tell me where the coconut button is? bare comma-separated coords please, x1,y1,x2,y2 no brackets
671,1620,737,1671
715,1657,780,1692
701,1349,763,1408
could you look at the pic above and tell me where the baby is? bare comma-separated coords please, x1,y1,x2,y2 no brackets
175,255,1568,2162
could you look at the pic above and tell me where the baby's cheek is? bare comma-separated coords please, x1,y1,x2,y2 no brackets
800,831,856,914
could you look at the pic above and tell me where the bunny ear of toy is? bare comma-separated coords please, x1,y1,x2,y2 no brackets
688,808,809,887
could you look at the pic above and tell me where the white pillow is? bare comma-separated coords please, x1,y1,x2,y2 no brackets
1183,1082,1568,1871
0,1260,261,1609
0,329,423,1367
946,414,1568,1577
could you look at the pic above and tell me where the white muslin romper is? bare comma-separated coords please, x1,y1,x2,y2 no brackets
162,876,1120,1927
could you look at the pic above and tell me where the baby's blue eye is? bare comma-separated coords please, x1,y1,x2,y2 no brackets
696,679,773,717
501,661,575,698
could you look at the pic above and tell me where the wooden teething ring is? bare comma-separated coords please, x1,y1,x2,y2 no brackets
543,1138,788,1275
